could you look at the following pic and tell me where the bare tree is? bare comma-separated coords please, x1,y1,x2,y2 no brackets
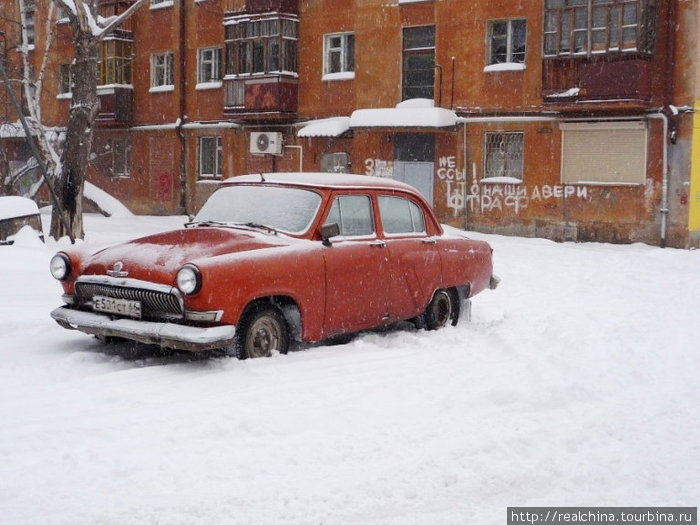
49,0,146,240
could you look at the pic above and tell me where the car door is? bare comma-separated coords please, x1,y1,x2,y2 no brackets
377,195,442,320
321,194,390,336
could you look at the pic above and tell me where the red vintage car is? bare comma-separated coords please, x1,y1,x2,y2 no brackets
50,173,498,358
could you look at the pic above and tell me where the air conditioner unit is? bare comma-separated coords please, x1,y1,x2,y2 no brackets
250,132,283,155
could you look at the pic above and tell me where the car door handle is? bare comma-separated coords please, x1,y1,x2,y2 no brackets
369,240,386,248
421,238,437,245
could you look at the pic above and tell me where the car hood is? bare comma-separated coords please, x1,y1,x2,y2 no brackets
80,227,290,281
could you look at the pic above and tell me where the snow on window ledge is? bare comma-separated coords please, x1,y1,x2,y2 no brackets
196,81,223,91
481,176,523,185
322,72,355,82
150,1,174,10
149,85,175,94
56,93,72,100
484,62,526,73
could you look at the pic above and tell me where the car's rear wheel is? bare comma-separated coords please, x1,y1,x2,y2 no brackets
423,289,458,330
234,305,289,359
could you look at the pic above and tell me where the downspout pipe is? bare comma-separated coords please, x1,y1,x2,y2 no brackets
647,111,669,247
177,0,187,213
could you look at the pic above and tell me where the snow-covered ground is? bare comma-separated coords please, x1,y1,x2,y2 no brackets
1,212,698,525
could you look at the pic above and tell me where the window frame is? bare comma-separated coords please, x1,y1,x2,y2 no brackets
198,136,223,179
402,25,435,101
487,18,527,66
21,0,35,49
99,38,133,86
111,138,131,178
323,32,355,80
224,16,298,77
483,131,525,182
543,0,654,58
58,64,72,96
197,47,222,87
150,52,174,91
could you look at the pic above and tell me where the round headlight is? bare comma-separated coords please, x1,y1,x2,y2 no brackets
176,264,201,295
50,253,71,281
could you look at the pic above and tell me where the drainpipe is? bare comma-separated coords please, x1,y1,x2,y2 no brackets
177,0,187,213
462,120,468,230
647,112,669,247
651,0,679,248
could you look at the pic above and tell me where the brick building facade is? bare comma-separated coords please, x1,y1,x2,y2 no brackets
2,0,699,247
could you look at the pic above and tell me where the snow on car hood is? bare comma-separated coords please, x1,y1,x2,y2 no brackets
81,226,290,279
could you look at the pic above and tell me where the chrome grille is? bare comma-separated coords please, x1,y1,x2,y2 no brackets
75,281,183,320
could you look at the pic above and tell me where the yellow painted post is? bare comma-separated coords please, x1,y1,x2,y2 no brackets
690,101,700,231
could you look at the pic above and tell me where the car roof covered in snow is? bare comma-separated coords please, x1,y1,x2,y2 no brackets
222,172,421,194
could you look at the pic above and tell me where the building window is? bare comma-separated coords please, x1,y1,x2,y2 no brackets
544,0,656,57
111,139,131,177
151,52,174,90
483,132,524,180
59,64,72,94
21,0,35,48
323,33,355,78
199,136,223,178
402,25,435,100
99,39,132,85
198,47,222,85
560,121,646,184
225,17,298,76
488,19,526,65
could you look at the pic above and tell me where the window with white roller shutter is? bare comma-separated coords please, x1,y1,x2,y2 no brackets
560,121,647,185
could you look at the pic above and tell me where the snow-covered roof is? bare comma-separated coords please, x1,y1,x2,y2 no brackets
297,117,351,138
0,196,40,221
349,98,458,129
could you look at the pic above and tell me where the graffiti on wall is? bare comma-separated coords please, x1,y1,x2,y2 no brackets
437,156,588,215
363,155,589,215
365,158,394,178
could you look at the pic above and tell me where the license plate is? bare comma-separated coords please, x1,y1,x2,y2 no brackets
92,295,142,319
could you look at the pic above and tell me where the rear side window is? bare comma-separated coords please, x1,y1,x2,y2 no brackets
379,196,426,234
326,195,375,236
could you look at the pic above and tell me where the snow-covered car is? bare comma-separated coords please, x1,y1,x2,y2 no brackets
0,196,44,245
49,173,498,358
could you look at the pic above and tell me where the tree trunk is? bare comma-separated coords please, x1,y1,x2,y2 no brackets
49,31,99,240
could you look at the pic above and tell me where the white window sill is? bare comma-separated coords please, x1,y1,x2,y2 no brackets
56,93,72,100
484,62,526,73
150,1,174,10
149,85,175,93
481,177,523,184
322,72,355,81
196,81,222,91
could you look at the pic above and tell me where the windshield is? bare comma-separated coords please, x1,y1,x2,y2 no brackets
193,185,323,235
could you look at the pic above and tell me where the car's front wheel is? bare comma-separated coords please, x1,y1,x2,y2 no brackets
423,289,458,330
234,305,289,359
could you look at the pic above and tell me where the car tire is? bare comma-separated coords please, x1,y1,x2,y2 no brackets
234,305,290,359
423,289,458,330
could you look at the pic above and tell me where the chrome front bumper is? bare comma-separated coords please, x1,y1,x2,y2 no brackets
51,306,236,352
